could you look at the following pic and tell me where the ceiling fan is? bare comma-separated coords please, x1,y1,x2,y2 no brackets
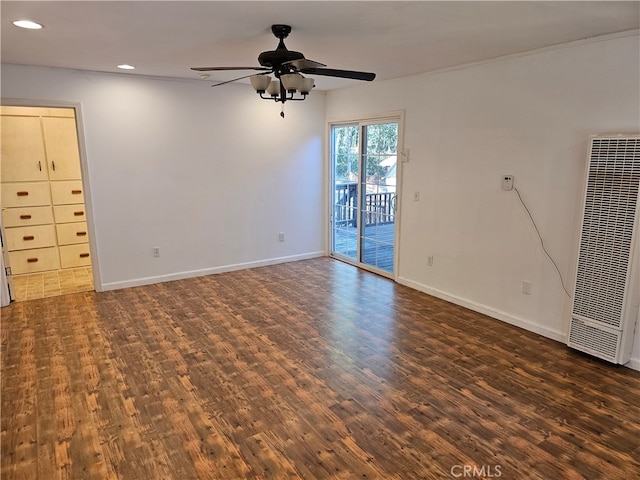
191,24,376,117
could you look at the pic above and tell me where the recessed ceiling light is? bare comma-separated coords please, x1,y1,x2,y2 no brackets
13,20,44,30
117,64,136,70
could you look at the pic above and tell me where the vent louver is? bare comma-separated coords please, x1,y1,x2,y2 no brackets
568,136,640,364
568,319,620,362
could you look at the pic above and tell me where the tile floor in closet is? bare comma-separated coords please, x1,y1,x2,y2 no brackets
11,267,93,301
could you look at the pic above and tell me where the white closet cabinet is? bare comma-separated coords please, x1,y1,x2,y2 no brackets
1,106,91,275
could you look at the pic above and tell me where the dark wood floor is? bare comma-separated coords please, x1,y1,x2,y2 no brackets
2,257,639,479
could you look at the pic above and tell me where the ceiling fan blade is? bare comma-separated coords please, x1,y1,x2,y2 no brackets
211,72,270,87
191,66,271,72
300,68,376,81
284,58,326,70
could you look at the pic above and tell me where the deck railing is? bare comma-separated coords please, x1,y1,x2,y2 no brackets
334,182,395,227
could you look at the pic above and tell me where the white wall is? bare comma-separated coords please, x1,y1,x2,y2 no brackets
1,65,326,289
326,34,640,369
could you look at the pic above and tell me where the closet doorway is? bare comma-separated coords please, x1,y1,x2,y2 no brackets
1,105,94,301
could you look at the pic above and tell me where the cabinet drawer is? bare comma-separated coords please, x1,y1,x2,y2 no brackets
1,182,51,208
2,206,53,227
56,222,89,245
5,224,56,251
9,247,60,274
51,180,85,205
53,204,87,223
60,244,91,268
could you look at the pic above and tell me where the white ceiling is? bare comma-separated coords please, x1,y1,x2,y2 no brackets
1,1,638,91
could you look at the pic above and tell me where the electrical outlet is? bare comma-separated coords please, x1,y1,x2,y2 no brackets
427,255,434,266
502,175,514,191
522,280,532,295
278,232,285,242
413,191,420,202
153,247,160,258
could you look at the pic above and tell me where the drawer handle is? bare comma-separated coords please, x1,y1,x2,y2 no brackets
23,235,35,241
27,257,39,263
79,253,90,258
17,191,29,196
74,211,85,216
71,189,82,194
20,214,32,220
76,231,87,236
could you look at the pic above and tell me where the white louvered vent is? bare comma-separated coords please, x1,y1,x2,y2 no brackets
568,319,620,362
572,138,640,327
569,136,640,364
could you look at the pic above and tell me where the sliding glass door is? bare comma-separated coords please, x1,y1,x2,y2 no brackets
330,120,399,275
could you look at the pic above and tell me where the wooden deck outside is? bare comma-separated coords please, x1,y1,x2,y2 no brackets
333,223,395,273
2,257,640,479
333,183,396,273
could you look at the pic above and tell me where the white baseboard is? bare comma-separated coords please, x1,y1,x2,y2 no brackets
397,276,567,342
626,357,640,371
100,251,325,291
397,276,640,372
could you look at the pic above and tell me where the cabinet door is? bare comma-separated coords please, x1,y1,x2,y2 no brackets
41,116,82,181
1,115,48,182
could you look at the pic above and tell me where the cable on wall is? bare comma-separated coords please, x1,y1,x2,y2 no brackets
513,186,571,298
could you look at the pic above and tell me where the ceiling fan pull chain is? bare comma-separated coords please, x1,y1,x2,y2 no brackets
280,103,285,118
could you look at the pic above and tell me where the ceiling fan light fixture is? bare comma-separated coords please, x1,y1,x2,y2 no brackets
299,77,315,95
266,80,280,97
250,74,271,93
281,73,302,93
193,24,375,117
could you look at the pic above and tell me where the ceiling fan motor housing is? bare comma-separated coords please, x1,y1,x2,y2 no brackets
257,25,305,74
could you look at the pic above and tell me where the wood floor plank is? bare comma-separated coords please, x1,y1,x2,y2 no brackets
2,257,640,479
1,301,39,480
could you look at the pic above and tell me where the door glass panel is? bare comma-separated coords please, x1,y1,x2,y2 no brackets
360,123,397,273
331,125,359,260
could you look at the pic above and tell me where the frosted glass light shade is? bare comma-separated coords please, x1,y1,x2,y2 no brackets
266,80,280,97
299,77,315,94
281,73,302,93
250,75,271,92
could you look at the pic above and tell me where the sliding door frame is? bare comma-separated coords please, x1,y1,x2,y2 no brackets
327,111,405,280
